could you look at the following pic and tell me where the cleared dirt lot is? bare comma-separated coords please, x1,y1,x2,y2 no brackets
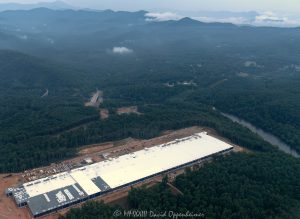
100,109,109,120
84,90,103,107
0,174,31,219
116,106,141,115
0,126,244,219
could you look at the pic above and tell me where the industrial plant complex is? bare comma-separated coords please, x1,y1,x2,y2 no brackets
6,132,233,218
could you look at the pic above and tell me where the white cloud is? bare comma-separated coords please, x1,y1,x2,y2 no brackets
255,11,286,23
112,47,133,54
252,11,300,27
193,16,248,25
145,12,183,22
192,11,300,27
18,35,28,40
143,10,300,27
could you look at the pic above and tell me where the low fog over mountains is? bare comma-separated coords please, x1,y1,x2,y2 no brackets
1,7,300,73
146,10,300,27
0,1,299,27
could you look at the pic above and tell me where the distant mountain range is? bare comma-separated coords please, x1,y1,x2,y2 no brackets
1,7,299,72
0,1,299,27
0,1,74,11
147,10,300,28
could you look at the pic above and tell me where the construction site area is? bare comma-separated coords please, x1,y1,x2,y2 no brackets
0,126,245,219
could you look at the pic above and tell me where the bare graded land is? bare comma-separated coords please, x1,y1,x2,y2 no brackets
116,106,141,115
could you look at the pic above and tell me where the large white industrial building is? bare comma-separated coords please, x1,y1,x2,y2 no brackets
7,132,233,218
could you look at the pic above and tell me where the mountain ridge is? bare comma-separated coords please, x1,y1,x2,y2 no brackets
0,0,74,11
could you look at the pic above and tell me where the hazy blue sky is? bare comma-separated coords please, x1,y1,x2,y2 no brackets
0,0,299,12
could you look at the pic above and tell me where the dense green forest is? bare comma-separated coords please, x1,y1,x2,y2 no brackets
0,46,298,171
0,48,265,171
0,48,274,171
61,152,300,219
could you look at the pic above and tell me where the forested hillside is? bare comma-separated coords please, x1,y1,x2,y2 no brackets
0,9,299,171
0,50,99,171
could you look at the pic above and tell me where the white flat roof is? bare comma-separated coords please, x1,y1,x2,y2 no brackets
70,171,100,196
23,132,233,198
24,172,76,198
